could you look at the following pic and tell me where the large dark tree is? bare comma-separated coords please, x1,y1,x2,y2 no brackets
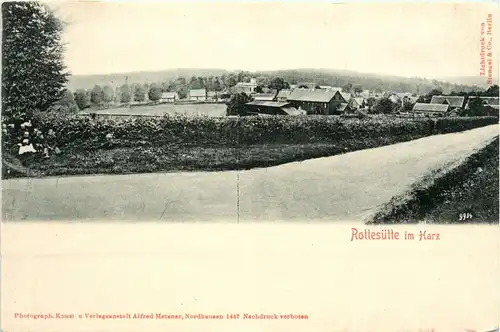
372,97,397,114
49,89,78,113
133,84,146,102
484,85,499,97
148,83,162,103
74,89,90,110
2,2,69,119
226,93,252,116
268,77,290,92
90,85,104,106
119,84,131,103
417,88,444,103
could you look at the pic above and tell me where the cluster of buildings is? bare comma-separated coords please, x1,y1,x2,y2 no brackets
411,96,499,116
244,86,368,116
155,76,499,117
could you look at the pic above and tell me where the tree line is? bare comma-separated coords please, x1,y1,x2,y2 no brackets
64,76,295,111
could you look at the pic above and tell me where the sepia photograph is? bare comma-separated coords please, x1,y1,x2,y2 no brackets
2,2,500,332
1,1,499,223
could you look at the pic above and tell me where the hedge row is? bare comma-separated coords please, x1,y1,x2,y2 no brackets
27,113,498,150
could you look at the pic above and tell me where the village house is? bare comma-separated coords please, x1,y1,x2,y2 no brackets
387,92,419,108
189,88,207,101
387,93,401,105
160,92,178,103
286,88,350,115
411,103,450,116
336,103,352,114
233,78,258,94
276,89,292,102
359,90,371,98
396,92,413,99
253,91,277,101
430,95,465,112
349,97,365,109
244,100,305,116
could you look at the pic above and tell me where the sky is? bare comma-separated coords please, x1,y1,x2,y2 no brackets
49,1,499,80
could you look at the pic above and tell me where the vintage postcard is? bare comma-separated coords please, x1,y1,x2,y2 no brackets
1,1,499,332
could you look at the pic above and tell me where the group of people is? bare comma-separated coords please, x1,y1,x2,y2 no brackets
2,119,61,158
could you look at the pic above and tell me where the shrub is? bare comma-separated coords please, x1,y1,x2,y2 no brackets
23,113,498,153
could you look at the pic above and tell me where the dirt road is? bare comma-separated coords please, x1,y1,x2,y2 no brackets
2,125,498,222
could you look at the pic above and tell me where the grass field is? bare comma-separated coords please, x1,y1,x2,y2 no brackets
81,103,227,117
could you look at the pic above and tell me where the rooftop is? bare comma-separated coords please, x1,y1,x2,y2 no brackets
412,103,449,112
246,100,291,108
430,95,465,108
288,88,338,103
276,89,292,99
189,89,206,97
253,93,277,101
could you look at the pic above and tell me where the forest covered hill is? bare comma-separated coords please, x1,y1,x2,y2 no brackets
67,68,492,95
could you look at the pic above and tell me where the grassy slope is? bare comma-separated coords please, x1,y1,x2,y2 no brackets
7,136,407,177
369,137,499,224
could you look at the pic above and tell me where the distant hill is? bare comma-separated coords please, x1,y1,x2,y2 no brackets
437,76,498,88
67,68,489,95
67,68,232,90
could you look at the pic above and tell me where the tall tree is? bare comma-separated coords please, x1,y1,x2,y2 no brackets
90,85,104,106
2,2,69,119
418,88,444,103
353,85,363,95
102,85,114,104
342,83,353,93
226,74,237,88
148,83,162,103
197,77,205,89
226,93,252,116
465,97,490,117
213,78,222,92
372,97,396,114
49,89,78,113
268,77,290,92
113,86,121,104
484,85,499,97
133,84,146,102
119,84,131,103
74,89,91,110
189,76,202,89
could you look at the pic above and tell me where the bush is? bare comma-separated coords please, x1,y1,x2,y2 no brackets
433,116,498,134
24,113,497,153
